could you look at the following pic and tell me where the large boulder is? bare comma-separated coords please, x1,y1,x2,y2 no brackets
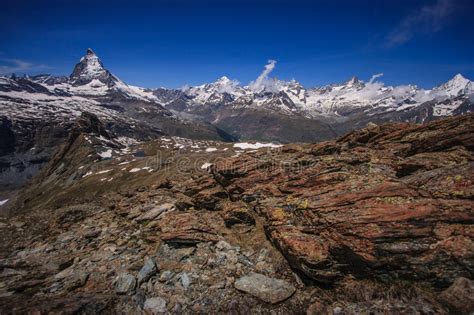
439,277,474,314
143,297,167,314
234,272,296,304
113,273,136,295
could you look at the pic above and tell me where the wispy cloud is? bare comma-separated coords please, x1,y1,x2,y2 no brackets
0,58,49,75
249,59,278,92
386,0,455,48
368,73,384,84
356,72,432,103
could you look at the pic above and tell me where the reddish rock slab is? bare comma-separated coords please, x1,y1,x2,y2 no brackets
212,114,474,287
159,212,221,246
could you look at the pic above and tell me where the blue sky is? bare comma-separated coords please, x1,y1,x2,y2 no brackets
0,0,473,88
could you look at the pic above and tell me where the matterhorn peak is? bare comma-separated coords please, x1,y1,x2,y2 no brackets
70,48,116,86
86,48,96,56
80,48,99,62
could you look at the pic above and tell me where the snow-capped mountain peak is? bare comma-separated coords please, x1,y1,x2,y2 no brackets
4,49,162,103
85,48,96,57
432,73,473,97
70,48,115,86
344,76,363,88
215,76,231,84
210,76,241,93
453,73,466,80
182,76,243,105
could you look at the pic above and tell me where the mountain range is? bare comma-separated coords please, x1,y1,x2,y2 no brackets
0,48,473,190
159,70,473,117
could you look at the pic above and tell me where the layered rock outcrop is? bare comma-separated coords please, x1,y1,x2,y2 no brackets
212,114,474,287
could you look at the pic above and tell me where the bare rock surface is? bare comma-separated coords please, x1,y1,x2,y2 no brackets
234,272,296,303
137,258,157,284
213,114,474,287
114,273,136,295
0,114,472,314
135,203,175,222
144,296,167,314
439,277,474,314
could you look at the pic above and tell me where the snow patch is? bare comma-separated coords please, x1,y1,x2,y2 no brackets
96,169,112,175
99,149,112,159
201,162,212,169
233,142,282,150
82,171,94,178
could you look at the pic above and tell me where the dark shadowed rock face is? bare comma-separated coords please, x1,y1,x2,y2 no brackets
212,108,338,143
0,117,71,192
212,114,474,287
75,111,111,140
0,117,15,156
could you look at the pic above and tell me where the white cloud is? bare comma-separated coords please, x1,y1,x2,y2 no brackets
368,73,384,84
180,84,191,92
0,58,48,75
348,74,433,104
249,59,278,92
358,80,385,100
386,0,454,47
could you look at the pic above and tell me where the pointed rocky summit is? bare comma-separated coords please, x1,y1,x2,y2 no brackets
70,48,116,86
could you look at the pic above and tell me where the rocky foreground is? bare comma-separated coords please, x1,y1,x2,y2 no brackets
0,114,473,314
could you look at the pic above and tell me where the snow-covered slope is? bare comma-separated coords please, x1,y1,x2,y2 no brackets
431,73,473,97
158,73,472,119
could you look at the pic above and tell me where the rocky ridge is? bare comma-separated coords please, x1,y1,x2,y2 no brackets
0,114,472,314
